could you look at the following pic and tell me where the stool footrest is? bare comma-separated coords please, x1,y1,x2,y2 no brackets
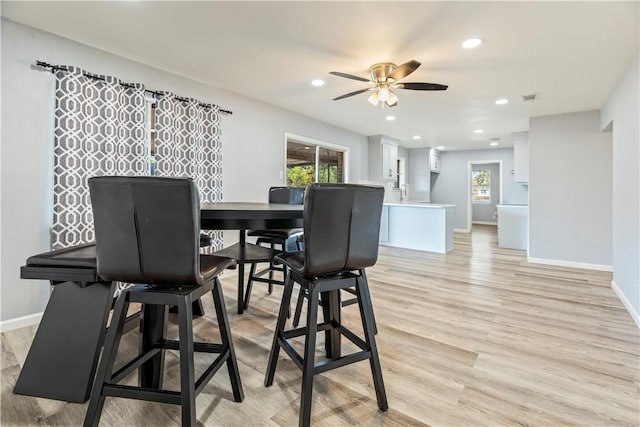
111,347,163,384
103,384,181,405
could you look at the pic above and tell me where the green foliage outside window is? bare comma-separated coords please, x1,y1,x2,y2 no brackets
287,165,339,186
287,166,315,186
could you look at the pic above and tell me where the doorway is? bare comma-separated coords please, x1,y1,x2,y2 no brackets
467,160,503,232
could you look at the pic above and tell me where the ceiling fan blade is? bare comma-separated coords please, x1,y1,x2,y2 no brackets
398,82,448,91
333,88,371,101
386,60,421,82
329,71,371,82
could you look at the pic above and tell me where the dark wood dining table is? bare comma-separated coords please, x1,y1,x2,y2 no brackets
200,202,304,314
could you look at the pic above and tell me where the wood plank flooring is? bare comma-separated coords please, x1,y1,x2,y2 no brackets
2,225,638,426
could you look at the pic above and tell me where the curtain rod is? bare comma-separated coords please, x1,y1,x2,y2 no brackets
34,61,233,115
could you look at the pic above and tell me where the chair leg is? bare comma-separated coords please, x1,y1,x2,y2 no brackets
83,293,130,427
264,271,295,387
292,286,305,327
212,278,244,402
299,287,320,427
177,294,196,427
243,263,256,310
359,269,378,335
268,242,275,294
355,274,388,412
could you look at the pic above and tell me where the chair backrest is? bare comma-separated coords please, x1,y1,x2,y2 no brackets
302,183,384,276
89,176,201,285
268,186,305,204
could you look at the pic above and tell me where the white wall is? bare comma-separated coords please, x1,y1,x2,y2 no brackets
0,19,369,322
601,54,639,326
529,110,612,268
430,148,528,230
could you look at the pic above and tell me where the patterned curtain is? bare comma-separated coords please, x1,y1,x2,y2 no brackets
52,66,147,249
155,93,223,250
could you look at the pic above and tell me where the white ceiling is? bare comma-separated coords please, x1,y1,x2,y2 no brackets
3,1,638,150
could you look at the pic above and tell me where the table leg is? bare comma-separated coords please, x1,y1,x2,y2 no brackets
321,290,341,359
139,304,167,388
237,230,246,314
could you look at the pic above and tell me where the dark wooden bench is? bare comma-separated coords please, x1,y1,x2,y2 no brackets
15,243,117,403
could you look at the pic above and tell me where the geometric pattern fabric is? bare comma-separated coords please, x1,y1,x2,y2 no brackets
52,67,147,249
155,92,223,250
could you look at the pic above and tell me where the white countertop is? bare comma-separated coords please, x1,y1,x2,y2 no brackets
497,204,529,209
384,201,455,209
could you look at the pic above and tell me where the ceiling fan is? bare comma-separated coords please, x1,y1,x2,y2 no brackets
330,60,448,107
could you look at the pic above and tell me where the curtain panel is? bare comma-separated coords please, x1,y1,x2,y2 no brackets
155,93,223,250
52,67,147,249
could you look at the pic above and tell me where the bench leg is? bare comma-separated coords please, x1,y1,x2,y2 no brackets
14,281,114,403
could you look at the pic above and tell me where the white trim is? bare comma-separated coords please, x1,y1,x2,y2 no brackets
527,257,613,272
0,312,43,333
454,228,470,233
472,221,497,225
467,160,503,232
611,280,640,329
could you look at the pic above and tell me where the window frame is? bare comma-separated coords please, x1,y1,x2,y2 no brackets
284,133,349,185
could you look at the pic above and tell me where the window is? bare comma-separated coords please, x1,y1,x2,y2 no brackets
472,169,491,203
286,139,345,186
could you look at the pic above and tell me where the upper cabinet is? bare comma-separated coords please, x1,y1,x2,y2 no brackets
430,148,441,173
513,132,529,184
368,135,399,182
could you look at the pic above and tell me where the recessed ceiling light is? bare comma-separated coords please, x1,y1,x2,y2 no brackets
436,146,445,150
304,146,311,150
462,38,483,49
386,115,396,121
490,142,499,146
412,135,421,140
311,79,325,87
474,129,484,134
495,98,509,105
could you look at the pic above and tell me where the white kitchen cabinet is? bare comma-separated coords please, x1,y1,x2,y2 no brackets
429,148,441,173
497,204,528,250
368,135,399,182
513,134,529,184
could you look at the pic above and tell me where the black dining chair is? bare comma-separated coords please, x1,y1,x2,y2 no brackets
244,186,305,304
84,176,243,427
264,183,388,427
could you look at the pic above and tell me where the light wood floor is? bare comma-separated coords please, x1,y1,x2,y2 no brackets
2,225,639,426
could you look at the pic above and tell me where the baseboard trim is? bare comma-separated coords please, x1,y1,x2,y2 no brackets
472,221,497,225
0,312,43,333
527,257,613,272
611,280,640,329
454,228,470,233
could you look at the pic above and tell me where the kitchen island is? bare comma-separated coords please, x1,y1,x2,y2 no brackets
380,202,455,253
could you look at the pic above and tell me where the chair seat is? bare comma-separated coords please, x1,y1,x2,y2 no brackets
212,242,281,264
26,243,97,269
247,228,302,239
274,251,305,273
199,255,235,282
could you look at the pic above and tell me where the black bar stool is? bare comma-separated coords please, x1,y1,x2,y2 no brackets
264,183,388,427
84,176,243,427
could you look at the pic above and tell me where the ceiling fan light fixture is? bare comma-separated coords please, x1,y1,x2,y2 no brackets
368,92,379,106
378,87,390,102
386,90,399,106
